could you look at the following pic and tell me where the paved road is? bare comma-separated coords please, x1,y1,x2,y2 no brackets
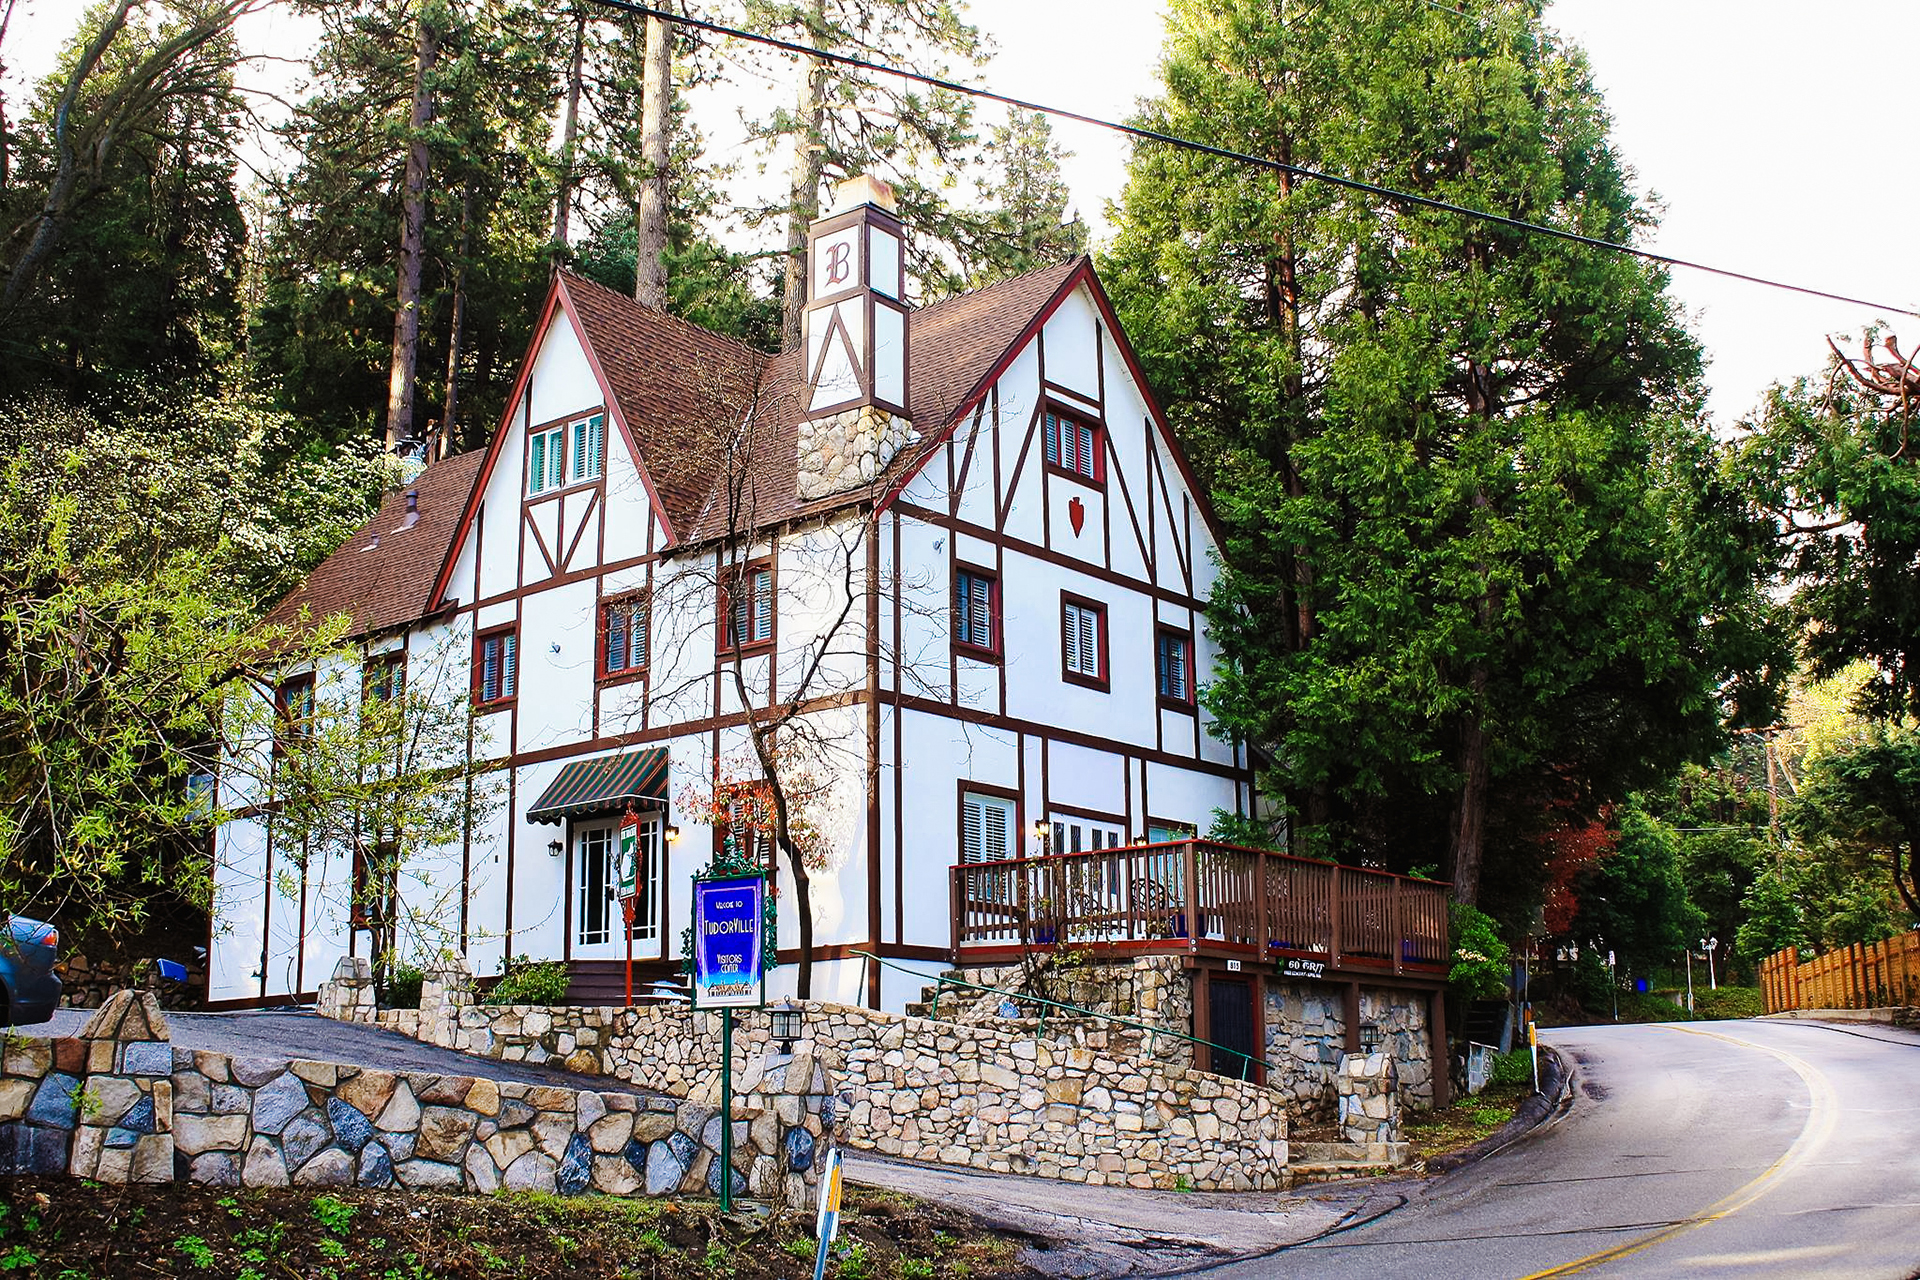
847,1151,1386,1277
1207,1019,1920,1279
27,1007,652,1096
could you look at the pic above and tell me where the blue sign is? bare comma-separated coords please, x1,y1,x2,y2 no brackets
692,874,766,1009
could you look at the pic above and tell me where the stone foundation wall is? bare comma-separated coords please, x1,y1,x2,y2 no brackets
950,956,1194,1068
0,991,842,1208
601,1001,1288,1191
321,957,609,1073
1263,983,1433,1121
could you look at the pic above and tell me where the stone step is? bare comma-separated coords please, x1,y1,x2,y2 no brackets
1288,1140,1409,1167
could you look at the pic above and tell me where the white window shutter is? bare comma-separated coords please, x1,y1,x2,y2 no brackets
502,632,516,698
962,797,983,864
1044,412,1059,466
983,797,1009,861
754,570,773,641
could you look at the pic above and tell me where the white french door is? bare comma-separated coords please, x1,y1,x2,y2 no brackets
573,815,664,959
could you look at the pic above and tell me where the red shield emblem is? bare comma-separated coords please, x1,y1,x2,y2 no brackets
1068,496,1086,536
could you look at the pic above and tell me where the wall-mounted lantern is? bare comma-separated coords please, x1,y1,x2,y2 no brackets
1359,1021,1383,1054
547,838,564,859
665,824,681,844
771,1002,804,1051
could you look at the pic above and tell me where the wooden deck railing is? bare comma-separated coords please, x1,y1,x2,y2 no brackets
950,840,1451,975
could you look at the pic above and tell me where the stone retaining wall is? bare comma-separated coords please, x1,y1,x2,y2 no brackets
0,991,842,1208
314,960,1290,1190
602,1002,1288,1191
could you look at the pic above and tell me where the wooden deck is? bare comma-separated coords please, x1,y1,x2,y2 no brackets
950,840,1452,980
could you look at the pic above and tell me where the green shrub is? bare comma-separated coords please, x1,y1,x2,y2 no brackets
484,956,570,1006
1449,903,1511,1003
1490,1048,1535,1087
1692,985,1765,1020
383,964,424,1010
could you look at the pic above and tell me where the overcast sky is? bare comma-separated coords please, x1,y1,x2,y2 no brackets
6,0,1915,427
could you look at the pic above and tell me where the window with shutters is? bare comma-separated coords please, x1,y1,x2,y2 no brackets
474,627,517,706
527,424,565,496
568,413,605,483
273,673,315,753
960,790,1016,865
1060,594,1107,690
953,566,999,658
1157,627,1194,707
362,653,405,704
719,561,774,652
599,594,649,681
1042,406,1103,485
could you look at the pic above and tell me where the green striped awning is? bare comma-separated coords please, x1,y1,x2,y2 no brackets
527,748,670,825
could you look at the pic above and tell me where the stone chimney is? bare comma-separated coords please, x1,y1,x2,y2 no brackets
795,175,913,501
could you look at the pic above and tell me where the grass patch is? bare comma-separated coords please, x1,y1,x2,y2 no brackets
1403,1081,1531,1164
0,1181,1030,1279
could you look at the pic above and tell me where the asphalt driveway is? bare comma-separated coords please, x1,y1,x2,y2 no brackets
26,1007,653,1097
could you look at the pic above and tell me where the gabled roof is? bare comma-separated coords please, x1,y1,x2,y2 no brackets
559,272,769,536
265,450,484,640
430,252,1218,607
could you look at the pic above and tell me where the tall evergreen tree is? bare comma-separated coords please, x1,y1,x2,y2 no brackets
257,0,560,450
1105,0,1785,915
740,0,986,344
966,107,1086,285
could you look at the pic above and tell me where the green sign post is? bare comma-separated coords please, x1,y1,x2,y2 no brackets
691,869,767,1211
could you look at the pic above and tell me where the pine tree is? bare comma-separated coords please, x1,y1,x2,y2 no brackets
256,0,561,449
967,108,1086,285
0,0,255,393
1105,0,1785,915
740,0,986,345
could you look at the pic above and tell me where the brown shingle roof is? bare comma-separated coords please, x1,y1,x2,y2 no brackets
264,450,484,640
558,272,770,539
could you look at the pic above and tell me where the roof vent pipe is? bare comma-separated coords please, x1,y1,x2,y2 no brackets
399,489,420,531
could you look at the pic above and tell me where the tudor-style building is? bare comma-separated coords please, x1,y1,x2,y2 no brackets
211,177,1443,1083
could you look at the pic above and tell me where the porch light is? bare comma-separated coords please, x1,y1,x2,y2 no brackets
665,824,680,843
547,839,564,859
771,1003,804,1051
1359,1022,1383,1054
1032,820,1050,850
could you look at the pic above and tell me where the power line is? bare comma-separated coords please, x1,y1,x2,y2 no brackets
589,0,1920,321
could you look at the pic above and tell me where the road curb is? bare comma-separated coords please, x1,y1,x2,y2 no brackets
1425,1045,1573,1174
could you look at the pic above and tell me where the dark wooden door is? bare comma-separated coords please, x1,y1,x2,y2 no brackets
1208,976,1256,1079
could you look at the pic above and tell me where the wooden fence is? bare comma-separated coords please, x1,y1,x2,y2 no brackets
1759,932,1920,1013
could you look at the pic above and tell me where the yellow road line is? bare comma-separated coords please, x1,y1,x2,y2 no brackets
1517,1025,1839,1278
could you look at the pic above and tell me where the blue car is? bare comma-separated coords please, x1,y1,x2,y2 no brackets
0,916,62,1024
